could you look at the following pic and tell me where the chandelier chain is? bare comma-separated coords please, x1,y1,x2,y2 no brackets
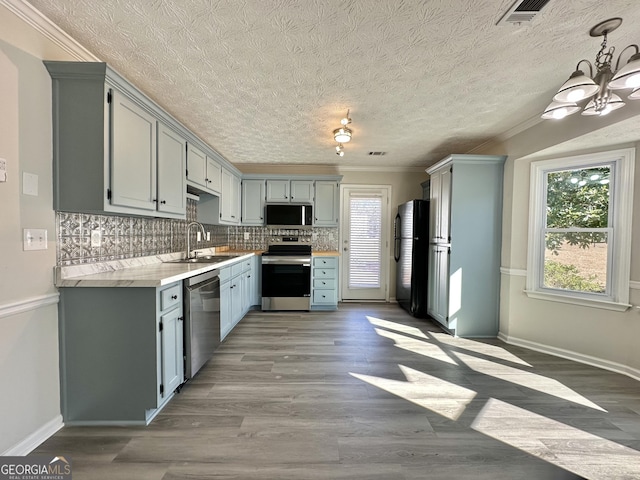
595,32,615,70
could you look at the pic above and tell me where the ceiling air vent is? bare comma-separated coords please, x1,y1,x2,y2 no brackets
368,152,386,156
496,0,551,26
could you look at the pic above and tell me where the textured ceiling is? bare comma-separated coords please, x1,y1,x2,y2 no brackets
25,0,640,168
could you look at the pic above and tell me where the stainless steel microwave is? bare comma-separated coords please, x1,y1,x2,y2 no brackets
265,204,313,228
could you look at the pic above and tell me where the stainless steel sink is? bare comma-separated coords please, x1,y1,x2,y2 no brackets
166,255,241,264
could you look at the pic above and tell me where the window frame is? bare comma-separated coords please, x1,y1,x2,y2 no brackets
525,148,635,311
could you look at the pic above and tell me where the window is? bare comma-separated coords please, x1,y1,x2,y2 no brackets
348,195,382,288
526,148,634,311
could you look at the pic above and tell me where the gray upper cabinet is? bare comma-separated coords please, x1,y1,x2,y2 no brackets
157,123,187,215
186,144,222,195
266,179,314,203
186,144,207,188
241,179,266,225
314,181,340,227
110,89,157,212
290,180,314,203
266,180,289,202
220,167,241,224
44,61,200,219
242,175,342,226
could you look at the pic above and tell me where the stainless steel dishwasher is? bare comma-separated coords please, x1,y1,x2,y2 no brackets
184,269,220,379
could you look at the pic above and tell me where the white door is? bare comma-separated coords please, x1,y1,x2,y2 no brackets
340,185,391,301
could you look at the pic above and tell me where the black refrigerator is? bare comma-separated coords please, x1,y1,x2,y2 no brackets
394,199,429,317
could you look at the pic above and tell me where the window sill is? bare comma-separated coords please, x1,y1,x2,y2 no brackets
524,290,631,312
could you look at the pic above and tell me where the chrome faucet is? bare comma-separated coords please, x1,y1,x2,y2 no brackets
186,221,206,259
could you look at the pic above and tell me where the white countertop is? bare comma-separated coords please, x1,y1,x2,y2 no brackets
55,251,255,288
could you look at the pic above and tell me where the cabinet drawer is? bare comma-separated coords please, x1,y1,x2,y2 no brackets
313,278,336,290
219,266,231,283
313,290,336,304
160,284,182,311
313,256,337,268
242,258,252,272
313,268,335,279
231,261,244,277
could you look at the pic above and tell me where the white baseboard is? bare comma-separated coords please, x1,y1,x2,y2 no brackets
498,332,640,381
2,415,64,456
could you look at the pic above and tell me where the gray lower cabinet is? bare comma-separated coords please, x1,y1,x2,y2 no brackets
220,256,260,340
311,256,339,310
58,282,184,425
45,61,186,219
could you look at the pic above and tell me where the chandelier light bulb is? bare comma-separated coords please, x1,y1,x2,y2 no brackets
333,127,352,143
541,101,580,120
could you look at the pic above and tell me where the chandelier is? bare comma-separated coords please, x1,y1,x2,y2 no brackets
333,110,352,156
542,18,640,120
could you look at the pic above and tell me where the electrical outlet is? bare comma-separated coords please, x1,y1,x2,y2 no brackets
244,232,250,241
91,229,102,247
23,229,47,251
207,231,211,241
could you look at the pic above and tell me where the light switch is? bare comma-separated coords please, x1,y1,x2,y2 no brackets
23,172,38,196
23,229,48,251
244,232,250,240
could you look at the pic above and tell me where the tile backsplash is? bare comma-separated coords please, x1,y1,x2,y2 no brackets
56,199,338,265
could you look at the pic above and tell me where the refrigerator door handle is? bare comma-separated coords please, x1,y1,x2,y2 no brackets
394,213,401,262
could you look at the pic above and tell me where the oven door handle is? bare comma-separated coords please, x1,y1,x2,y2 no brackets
262,257,311,266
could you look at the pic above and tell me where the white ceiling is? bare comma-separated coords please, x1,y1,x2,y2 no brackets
24,0,640,168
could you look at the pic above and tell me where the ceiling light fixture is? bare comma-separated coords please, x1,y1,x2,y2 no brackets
333,110,352,143
542,18,640,120
332,110,352,156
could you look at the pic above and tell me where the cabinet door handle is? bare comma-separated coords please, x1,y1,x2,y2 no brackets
322,281,326,285
152,198,157,203
171,295,178,300
178,316,184,321
160,200,166,204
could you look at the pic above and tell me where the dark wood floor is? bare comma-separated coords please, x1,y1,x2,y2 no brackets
33,303,640,479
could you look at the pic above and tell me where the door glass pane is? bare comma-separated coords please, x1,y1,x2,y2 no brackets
349,196,382,288
544,232,608,293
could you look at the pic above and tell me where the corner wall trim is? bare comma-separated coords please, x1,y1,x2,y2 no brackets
1,415,63,456
0,293,60,319
497,332,640,382
0,0,99,61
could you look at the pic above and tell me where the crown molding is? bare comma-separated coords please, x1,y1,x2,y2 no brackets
338,165,428,173
1,0,98,61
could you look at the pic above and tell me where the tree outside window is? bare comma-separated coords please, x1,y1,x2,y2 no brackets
544,165,611,294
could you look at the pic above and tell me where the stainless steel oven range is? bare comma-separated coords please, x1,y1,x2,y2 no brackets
261,236,312,311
